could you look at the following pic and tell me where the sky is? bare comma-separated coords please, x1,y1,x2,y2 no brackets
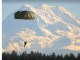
2,0,80,55
2,0,80,20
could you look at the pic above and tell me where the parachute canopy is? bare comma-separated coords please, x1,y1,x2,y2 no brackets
14,11,35,20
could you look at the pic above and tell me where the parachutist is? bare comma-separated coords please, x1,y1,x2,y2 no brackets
24,42,27,47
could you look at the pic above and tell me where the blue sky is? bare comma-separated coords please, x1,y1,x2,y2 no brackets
2,1,80,20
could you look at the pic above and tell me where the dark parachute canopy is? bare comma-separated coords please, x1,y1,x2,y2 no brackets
14,11,35,20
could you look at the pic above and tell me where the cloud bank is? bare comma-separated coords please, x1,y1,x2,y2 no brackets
3,4,80,53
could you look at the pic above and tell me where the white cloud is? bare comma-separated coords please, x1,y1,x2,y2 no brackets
58,6,79,24
17,28,61,48
7,43,21,52
3,4,80,52
63,44,80,51
3,27,62,52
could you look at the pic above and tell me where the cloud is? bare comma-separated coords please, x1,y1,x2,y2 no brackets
3,4,80,52
63,44,80,51
62,31,80,51
6,43,22,52
3,41,21,52
25,4,61,25
3,27,62,52
58,6,80,24
17,28,61,48
38,40,47,48
17,28,37,42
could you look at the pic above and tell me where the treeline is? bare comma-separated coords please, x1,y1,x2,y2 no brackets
2,50,80,60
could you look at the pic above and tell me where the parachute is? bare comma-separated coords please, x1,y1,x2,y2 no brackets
14,11,35,20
